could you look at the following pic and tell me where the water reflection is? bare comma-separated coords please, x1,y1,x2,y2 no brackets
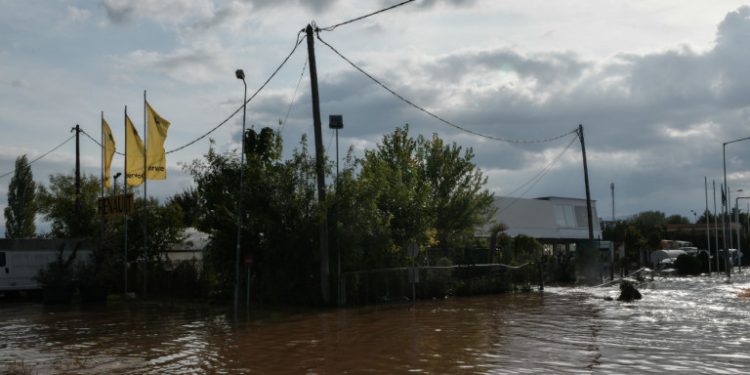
2,271,750,373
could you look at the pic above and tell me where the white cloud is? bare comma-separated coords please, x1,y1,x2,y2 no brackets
102,0,214,26
67,5,91,23
120,40,232,83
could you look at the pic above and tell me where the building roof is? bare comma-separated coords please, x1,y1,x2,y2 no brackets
170,227,209,252
482,196,602,241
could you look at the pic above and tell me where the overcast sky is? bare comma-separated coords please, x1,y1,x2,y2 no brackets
2,0,750,236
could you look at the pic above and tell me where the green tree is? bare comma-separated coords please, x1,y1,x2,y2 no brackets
666,214,690,225
357,126,432,253
333,126,495,270
37,172,100,238
117,197,185,263
168,188,201,228
418,133,495,250
187,131,321,303
631,210,667,228
512,234,543,264
4,155,36,238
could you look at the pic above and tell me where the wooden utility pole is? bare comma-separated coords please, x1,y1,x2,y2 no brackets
73,124,82,235
578,124,594,241
306,24,330,304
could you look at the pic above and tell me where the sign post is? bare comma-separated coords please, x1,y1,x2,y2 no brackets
244,255,253,307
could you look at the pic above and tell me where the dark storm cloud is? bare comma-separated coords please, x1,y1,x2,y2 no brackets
254,6,750,217
103,0,137,24
427,49,590,86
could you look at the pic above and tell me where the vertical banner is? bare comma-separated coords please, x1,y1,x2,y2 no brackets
145,101,170,179
125,114,145,186
102,117,116,188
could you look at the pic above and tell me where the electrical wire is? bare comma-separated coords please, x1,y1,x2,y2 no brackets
317,34,578,144
166,31,305,155
279,58,307,133
78,32,303,158
317,0,416,32
0,135,76,179
80,128,125,156
496,134,579,214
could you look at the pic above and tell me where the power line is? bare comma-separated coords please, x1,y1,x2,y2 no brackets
80,128,125,156
279,58,307,133
55,33,303,169
317,0,416,32
166,31,305,155
497,134,579,214
317,34,577,144
0,135,76,179
75,32,303,161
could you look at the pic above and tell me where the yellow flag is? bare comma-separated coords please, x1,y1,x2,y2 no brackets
125,114,145,186
102,118,116,188
146,101,170,180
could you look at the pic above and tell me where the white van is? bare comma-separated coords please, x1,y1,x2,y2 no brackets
0,240,92,292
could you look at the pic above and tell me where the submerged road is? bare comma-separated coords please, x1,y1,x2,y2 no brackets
2,271,750,373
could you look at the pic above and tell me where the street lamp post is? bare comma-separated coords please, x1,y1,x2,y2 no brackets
113,172,126,293
736,196,749,273
722,136,750,278
329,114,343,305
235,69,247,311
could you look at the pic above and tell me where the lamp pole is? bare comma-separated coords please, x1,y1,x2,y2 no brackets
329,115,343,305
235,69,247,311
722,136,750,278
113,172,125,292
735,196,749,273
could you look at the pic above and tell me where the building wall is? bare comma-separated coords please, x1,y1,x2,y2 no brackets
487,196,602,240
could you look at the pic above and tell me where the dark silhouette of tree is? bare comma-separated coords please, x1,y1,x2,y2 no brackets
4,155,36,238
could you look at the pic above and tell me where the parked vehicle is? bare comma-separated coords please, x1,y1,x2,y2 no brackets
0,248,91,293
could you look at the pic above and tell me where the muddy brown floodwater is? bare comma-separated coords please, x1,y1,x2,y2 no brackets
2,271,750,374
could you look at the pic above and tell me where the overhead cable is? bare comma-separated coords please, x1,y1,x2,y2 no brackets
317,0,416,32
166,31,305,155
497,134,579,214
279,59,307,132
80,128,125,156
317,34,577,144
0,135,76,179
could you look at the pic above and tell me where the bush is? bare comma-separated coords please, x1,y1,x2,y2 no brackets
674,254,701,276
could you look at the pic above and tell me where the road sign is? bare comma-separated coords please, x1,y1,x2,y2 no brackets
244,255,253,265
98,193,134,217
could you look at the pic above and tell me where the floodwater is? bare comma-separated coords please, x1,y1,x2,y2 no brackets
2,272,750,374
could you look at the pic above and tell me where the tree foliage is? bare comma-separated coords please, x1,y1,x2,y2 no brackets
186,125,495,303
37,172,100,238
187,130,320,303
334,125,494,270
4,155,36,238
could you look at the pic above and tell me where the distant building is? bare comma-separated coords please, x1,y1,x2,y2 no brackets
166,227,208,266
481,196,602,242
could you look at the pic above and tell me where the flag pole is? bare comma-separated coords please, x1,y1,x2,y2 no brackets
124,106,129,295
100,111,105,275
143,90,149,298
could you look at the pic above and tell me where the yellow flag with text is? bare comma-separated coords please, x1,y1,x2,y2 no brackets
125,114,145,186
146,101,170,179
102,118,116,188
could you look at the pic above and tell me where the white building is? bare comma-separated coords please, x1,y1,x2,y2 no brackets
483,196,602,242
